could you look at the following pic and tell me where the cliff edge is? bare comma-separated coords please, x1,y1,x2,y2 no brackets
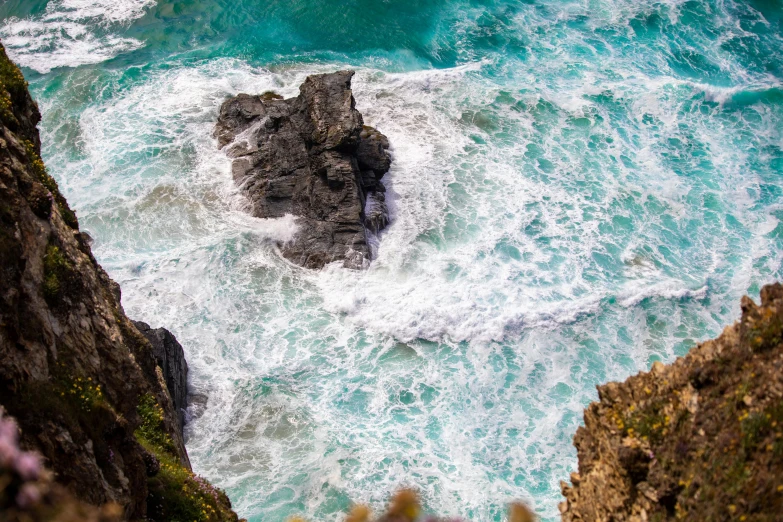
0,44,240,521
133,321,189,431
561,284,783,521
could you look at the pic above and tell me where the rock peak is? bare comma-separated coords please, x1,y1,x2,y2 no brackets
216,70,392,269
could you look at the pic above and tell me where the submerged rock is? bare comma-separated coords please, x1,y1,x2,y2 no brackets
133,321,189,431
215,70,392,269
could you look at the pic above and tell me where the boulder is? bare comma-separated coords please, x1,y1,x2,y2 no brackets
215,70,392,269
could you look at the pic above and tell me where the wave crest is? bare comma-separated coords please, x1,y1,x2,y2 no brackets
0,0,155,73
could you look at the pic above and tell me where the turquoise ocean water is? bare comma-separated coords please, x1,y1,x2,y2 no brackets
2,0,782,519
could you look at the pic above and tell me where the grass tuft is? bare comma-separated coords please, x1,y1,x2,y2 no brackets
43,244,71,302
23,140,79,229
135,394,236,522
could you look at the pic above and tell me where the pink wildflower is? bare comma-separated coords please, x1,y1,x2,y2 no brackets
0,438,18,468
0,417,19,445
15,452,41,481
16,483,41,509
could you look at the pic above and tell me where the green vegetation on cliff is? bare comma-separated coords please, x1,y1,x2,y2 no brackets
137,394,238,522
0,44,26,128
561,284,783,522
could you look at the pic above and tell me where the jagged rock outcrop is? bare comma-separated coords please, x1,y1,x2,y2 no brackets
560,284,783,521
133,321,189,430
0,44,240,521
215,70,392,269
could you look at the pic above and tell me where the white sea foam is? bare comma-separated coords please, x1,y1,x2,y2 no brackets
32,4,783,514
35,59,592,518
46,0,155,24
0,0,155,73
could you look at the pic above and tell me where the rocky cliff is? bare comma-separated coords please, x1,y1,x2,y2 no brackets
215,70,392,269
133,321,189,431
560,284,783,522
0,44,240,521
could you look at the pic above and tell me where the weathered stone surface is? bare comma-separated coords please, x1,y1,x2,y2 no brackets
133,322,189,430
216,70,392,269
561,284,783,522
0,44,239,521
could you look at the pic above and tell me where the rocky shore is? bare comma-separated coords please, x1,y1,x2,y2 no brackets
0,44,240,521
1,42,782,522
561,284,783,521
215,70,392,269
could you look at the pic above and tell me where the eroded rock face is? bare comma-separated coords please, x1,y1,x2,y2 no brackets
560,284,783,521
0,44,239,521
133,322,189,431
215,70,391,269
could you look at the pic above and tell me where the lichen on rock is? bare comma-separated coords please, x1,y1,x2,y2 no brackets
560,284,783,522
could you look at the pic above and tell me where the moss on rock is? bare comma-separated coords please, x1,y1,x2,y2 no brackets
23,139,78,230
42,243,70,302
260,91,283,101
136,394,238,522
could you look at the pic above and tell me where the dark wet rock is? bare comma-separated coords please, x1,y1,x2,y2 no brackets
364,192,389,234
133,321,189,430
0,43,239,521
357,126,391,174
215,70,392,269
